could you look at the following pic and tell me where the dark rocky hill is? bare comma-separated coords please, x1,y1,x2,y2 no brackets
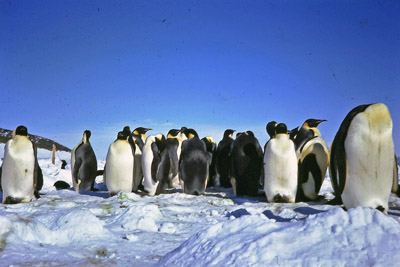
0,128,71,152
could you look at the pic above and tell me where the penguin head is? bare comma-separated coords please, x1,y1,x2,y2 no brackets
123,126,131,136
117,131,127,140
133,127,152,136
15,125,28,136
84,130,91,139
223,129,235,139
184,128,199,139
155,134,166,142
266,121,277,138
167,129,181,138
275,123,288,135
81,130,91,144
303,119,326,128
246,130,255,137
289,127,299,140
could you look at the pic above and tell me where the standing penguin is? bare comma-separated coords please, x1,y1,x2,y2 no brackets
330,103,395,213
131,127,152,191
71,130,97,191
179,128,211,195
263,123,298,203
152,129,182,194
294,119,329,202
216,129,235,188
105,131,135,196
141,133,165,196
230,130,263,196
201,137,217,187
1,126,41,204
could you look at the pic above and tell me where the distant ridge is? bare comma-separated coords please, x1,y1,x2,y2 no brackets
0,128,71,152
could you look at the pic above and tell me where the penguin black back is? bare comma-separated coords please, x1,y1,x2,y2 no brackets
180,133,211,195
230,131,263,196
216,129,235,188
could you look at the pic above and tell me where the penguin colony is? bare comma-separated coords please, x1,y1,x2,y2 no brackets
0,103,399,214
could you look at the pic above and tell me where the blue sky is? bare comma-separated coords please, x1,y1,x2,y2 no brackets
1,0,399,159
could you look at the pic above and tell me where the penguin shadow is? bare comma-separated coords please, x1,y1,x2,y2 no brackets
78,190,110,199
262,207,327,223
388,206,400,217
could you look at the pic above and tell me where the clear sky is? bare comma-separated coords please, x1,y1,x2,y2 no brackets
1,0,399,159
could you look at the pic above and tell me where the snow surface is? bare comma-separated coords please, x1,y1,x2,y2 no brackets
1,151,400,266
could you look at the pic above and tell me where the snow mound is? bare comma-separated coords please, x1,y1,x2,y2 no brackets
160,207,400,266
111,201,162,232
6,209,108,246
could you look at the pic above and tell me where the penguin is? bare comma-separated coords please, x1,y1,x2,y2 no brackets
105,131,135,196
179,128,212,195
1,125,41,204
294,119,329,202
131,127,152,191
71,130,97,191
201,137,217,187
152,129,182,194
292,119,326,156
216,129,235,188
329,103,395,213
263,123,298,203
229,130,263,196
141,133,165,196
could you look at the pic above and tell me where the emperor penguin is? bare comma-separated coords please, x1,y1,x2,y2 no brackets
179,128,211,195
105,131,135,196
294,119,329,202
141,133,165,196
330,103,395,213
216,129,235,188
201,137,217,187
1,126,41,204
71,130,97,191
131,127,152,191
230,130,263,196
263,123,298,203
152,129,182,194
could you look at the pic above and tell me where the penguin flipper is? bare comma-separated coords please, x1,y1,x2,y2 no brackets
167,140,179,178
73,157,82,184
151,143,161,183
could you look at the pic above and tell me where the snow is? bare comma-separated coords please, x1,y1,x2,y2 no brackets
1,150,400,266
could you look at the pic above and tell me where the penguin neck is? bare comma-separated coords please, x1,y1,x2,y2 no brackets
275,133,289,140
82,133,89,144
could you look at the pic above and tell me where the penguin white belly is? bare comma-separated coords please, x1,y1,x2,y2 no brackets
2,137,35,203
263,136,298,203
342,104,394,211
142,143,158,196
105,141,134,195
299,137,329,200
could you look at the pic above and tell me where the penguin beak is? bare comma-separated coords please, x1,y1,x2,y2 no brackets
287,130,292,134
315,120,327,126
144,128,152,133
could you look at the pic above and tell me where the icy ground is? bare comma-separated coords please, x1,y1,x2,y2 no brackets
1,149,400,266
